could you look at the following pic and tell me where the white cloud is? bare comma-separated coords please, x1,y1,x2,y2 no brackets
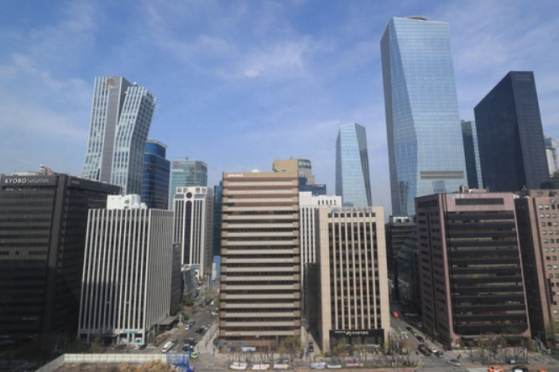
244,69,261,78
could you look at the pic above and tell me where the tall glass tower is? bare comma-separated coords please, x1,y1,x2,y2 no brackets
335,123,372,207
82,76,156,195
168,159,208,209
381,17,467,216
461,120,483,189
142,140,170,209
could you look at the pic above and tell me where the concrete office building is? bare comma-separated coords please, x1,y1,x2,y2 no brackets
0,174,119,343
474,71,549,192
169,159,208,210
173,186,214,281
82,76,156,195
142,140,170,210
515,190,559,342
273,159,315,185
312,206,390,351
461,120,483,189
219,171,300,352
416,189,530,347
78,195,173,344
299,192,342,310
381,17,467,216
335,123,373,207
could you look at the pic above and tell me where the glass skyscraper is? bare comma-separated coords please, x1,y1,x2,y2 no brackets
381,17,467,216
461,120,483,189
168,159,208,209
335,123,372,207
82,76,156,195
142,140,170,209
474,71,549,192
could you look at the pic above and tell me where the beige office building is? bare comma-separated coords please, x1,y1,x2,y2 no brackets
219,171,301,352
272,159,315,184
516,189,559,342
313,206,390,351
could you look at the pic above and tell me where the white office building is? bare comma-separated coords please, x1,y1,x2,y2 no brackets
299,192,342,299
78,195,173,344
174,186,213,281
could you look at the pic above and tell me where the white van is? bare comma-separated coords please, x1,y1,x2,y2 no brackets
162,341,175,353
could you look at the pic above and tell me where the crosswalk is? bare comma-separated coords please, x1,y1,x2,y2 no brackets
420,356,446,366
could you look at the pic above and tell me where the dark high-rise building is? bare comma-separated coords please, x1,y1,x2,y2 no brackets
213,182,223,278
0,174,119,343
474,71,549,192
385,216,415,301
142,140,170,209
461,120,483,189
416,188,530,347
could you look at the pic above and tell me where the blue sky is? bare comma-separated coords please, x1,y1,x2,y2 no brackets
1,0,558,216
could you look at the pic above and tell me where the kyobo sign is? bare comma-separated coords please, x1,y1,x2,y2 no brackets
3,177,52,185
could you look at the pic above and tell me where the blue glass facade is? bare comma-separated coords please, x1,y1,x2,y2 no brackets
335,123,372,207
474,71,549,192
381,17,467,216
299,177,327,196
142,140,170,209
169,159,208,209
461,120,483,189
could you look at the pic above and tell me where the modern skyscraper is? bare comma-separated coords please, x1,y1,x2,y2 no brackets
335,123,372,207
474,71,550,192
169,159,208,209
173,186,214,281
381,17,467,216
416,188,530,347
310,206,389,351
544,136,557,177
219,171,300,352
78,195,173,344
0,174,119,343
461,120,483,189
82,76,156,195
142,140,170,210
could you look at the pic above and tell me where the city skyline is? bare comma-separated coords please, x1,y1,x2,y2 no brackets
1,1,558,216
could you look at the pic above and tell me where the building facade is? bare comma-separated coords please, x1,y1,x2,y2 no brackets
335,123,372,207
313,206,390,351
142,140,170,210
173,186,214,281
0,174,119,343
474,71,549,192
416,190,530,347
385,216,416,301
169,159,208,209
219,171,301,352
78,196,173,344
461,120,483,189
81,76,156,195
273,159,315,185
213,182,223,278
299,192,342,309
515,190,559,342
381,17,467,216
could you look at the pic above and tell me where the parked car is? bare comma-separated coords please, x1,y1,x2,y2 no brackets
447,359,460,367
418,344,431,356
487,366,504,372
416,335,425,343
139,344,147,350
406,326,413,332
434,350,443,358
511,366,528,372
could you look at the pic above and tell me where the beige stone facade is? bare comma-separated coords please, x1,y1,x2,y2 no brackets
219,171,301,352
314,206,390,351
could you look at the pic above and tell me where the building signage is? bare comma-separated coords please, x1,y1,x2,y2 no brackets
241,347,256,352
227,174,244,178
330,329,382,337
330,207,374,214
2,177,52,185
